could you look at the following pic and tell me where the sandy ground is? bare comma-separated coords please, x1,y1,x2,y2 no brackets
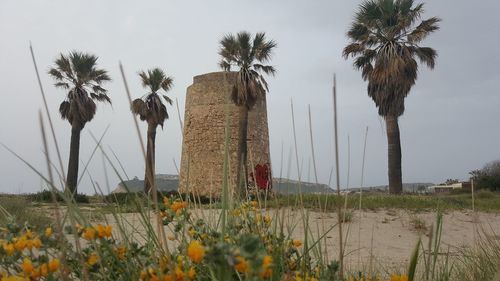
98,208,500,271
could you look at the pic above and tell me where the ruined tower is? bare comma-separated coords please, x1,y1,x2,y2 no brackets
178,72,271,197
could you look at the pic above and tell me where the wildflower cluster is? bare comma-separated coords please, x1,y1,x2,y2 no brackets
0,224,60,280
160,197,190,228
1,199,414,281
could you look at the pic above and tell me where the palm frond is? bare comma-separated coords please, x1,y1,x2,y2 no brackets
54,82,70,89
219,60,231,71
54,54,73,79
162,95,173,105
91,93,112,104
92,85,107,94
253,64,276,77
219,33,238,63
343,43,366,58
407,17,441,43
253,32,277,63
48,68,64,81
356,0,382,27
59,101,70,120
131,99,148,120
161,76,173,92
70,51,98,79
410,46,437,69
89,69,111,84
347,23,370,41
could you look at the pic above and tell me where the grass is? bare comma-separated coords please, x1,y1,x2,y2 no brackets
268,191,500,212
0,195,52,231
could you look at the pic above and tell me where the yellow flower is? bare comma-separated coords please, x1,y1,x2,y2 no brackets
105,225,112,238
171,200,187,212
33,238,41,249
45,227,53,237
163,196,170,205
177,255,184,264
293,240,302,248
14,237,27,251
96,224,106,237
235,256,248,273
187,240,205,263
262,255,272,266
31,268,40,280
263,215,271,225
260,255,273,278
175,265,184,281
3,243,14,256
40,263,48,277
87,253,98,266
24,230,33,239
187,267,196,280
400,276,408,281
83,227,96,240
48,259,60,272
22,258,33,275
115,246,126,260
26,239,33,250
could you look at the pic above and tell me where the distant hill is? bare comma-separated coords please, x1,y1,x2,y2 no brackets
112,175,432,194
112,174,179,193
112,175,333,194
272,178,334,194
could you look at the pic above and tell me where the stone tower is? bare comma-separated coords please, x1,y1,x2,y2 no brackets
178,72,271,197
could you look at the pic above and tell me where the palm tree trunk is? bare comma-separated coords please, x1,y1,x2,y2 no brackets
66,123,82,196
144,122,156,194
236,106,249,198
385,116,403,194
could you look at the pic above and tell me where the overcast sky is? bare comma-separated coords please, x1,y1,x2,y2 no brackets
0,0,499,194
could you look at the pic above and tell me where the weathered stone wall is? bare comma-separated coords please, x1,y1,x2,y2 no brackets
178,72,271,197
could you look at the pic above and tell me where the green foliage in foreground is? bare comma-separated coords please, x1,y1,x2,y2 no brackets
1,192,500,280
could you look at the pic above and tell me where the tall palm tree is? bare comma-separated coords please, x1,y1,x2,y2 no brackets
48,52,111,196
343,0,440,193
131,68,173,193
219,31,277,196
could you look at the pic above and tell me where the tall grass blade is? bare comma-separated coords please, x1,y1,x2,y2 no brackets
332,73,344,279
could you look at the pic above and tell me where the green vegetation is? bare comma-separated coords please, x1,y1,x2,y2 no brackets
343,0,441,194
0,196,52,231
218,31,277,195
48,52,111,196
470,159,500,191
268,191,500,212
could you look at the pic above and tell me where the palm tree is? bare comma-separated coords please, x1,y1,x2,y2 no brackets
48,52,111,196
343,0,440,193
131,68,173,193
219,31,277,196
